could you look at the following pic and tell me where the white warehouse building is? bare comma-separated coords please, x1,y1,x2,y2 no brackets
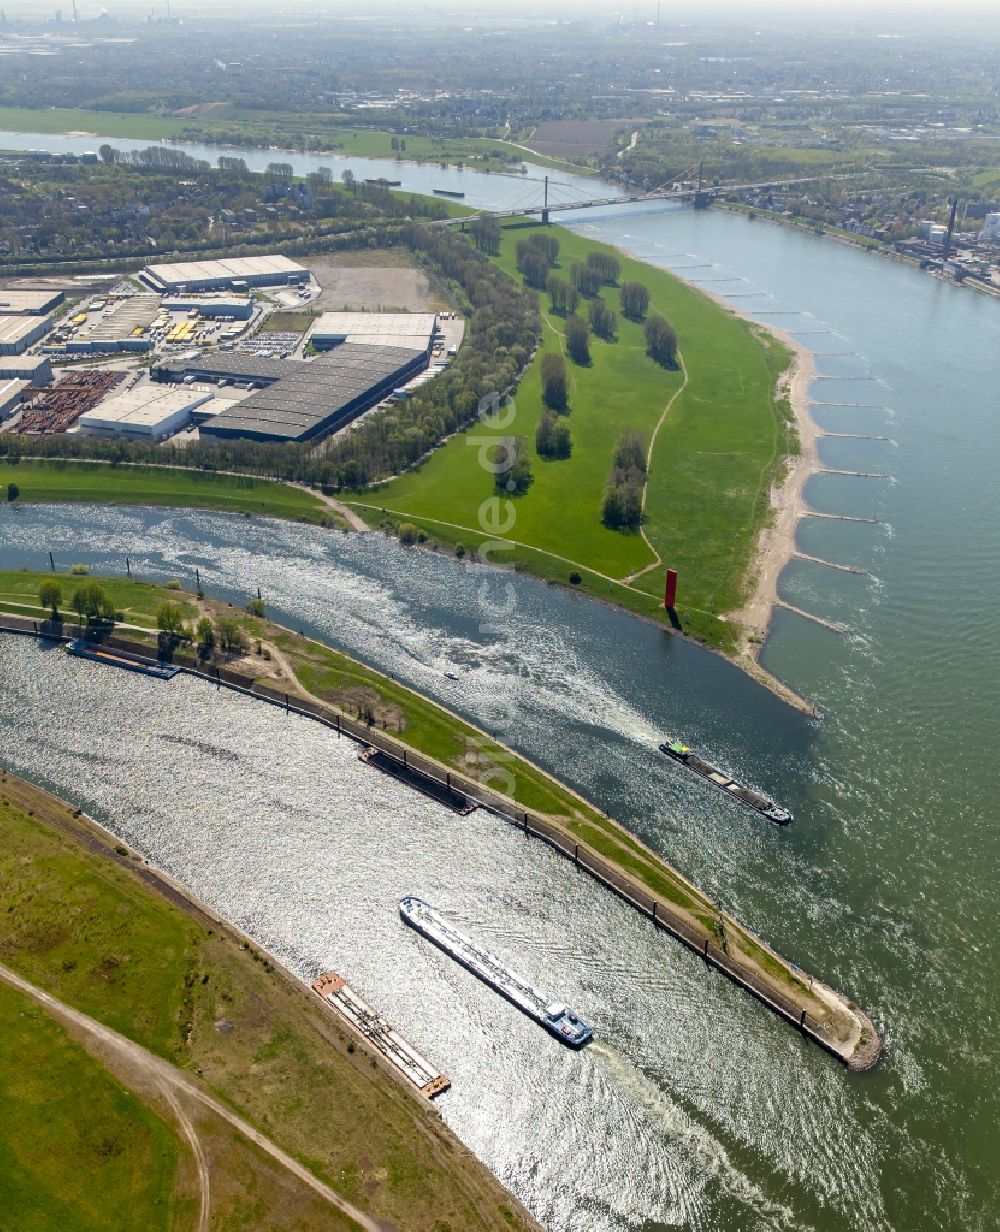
79,386,213,442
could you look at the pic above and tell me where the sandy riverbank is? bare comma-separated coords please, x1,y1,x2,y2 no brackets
688,283,821,701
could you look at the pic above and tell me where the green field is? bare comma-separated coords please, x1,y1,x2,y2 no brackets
353,222,794,649
1,460,329,522
0,104,573,172
0,778,538,1231
0,980,180,1232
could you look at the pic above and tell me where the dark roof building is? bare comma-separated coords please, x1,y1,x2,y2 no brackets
153,345,427,443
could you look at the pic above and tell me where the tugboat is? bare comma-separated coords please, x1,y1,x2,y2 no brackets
660,739,792,825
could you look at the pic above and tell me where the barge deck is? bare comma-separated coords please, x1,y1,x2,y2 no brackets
66,639,180,680
311,971,450,1099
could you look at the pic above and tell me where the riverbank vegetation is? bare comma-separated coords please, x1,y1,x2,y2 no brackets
0,461,330,523
0,775,539,1231
352,222,795,652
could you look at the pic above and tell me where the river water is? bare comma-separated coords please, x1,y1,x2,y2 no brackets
1,131,999,1230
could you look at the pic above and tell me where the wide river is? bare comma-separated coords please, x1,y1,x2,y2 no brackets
1,131,999,1231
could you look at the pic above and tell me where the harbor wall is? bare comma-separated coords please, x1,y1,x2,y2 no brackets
0,615,882,1072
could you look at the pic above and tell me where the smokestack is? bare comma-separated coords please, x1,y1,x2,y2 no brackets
943,196,959,261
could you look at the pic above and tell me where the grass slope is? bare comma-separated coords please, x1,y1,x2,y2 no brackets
0,777,536,1232
0,460,328,523
356,221,794,649
0,569,197,630
0,981,179,1232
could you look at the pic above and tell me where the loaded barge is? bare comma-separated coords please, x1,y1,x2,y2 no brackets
312,971,450,1099
433,188,466,198
400,896,593,1048
660,739,792,825
66,639,180,680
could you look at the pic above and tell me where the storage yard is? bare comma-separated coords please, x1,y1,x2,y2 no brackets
14,369,125,434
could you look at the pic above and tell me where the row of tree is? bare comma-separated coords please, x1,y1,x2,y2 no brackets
601,432,648,530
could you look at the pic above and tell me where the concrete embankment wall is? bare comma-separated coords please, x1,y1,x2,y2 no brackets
0,616,881,1072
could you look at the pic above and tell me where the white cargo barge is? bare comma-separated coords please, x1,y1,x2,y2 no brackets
400,896,593,1048
311,971,450,1099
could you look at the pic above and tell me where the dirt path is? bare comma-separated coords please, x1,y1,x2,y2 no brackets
159,1083,211,1232
623,349,689,585
0,960,381,1232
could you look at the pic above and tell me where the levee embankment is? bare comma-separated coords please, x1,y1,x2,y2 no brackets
0,612,882,1071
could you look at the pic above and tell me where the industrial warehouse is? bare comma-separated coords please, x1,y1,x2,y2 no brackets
309,311,437,354
79,386,215,442
0,314,52,355
153,343,429,442
140,255,309,295
0,289,65,315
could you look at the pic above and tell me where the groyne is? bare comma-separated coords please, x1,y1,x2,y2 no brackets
0,615,882,1072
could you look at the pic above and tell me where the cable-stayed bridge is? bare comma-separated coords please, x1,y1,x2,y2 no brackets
437,170,868,226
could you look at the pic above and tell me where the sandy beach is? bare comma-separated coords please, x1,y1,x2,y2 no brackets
685,283,821,711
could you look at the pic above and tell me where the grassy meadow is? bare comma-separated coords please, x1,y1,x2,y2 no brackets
355,221,795,650
0,777,537,1231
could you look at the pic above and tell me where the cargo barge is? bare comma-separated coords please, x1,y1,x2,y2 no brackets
659,739,792,825
359,746,476,814
312,971,450,1098
400,896,593,1048
365,177,401,186
66,639,181,680
433,188,466,198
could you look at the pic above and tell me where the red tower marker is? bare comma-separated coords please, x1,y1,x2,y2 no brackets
664,569,678,609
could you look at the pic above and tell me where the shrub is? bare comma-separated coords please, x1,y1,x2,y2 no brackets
69,563,89,576
397,522,420,546
569,572,582,585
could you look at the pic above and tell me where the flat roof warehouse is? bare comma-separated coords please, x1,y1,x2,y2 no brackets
141,255,308,294
153,345,428,443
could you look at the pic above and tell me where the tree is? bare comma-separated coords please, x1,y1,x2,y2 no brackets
492,436,533,496
156,602,186,637
565,315,591,366
526,232,559,266
546,275,578,316
39,579,62,619
588,299,617,341
470,217,501,255
644,314,678,367
516,245,549,290
341,169,356,193
614,432,647,473
217,619,248,653
5,482,17,502
620,281,650,321
602,480,643,530
586,250,620,286
540,353,568,410
535,411,572,459
570,261,602,298
195,616,215,653
71,581,114,628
